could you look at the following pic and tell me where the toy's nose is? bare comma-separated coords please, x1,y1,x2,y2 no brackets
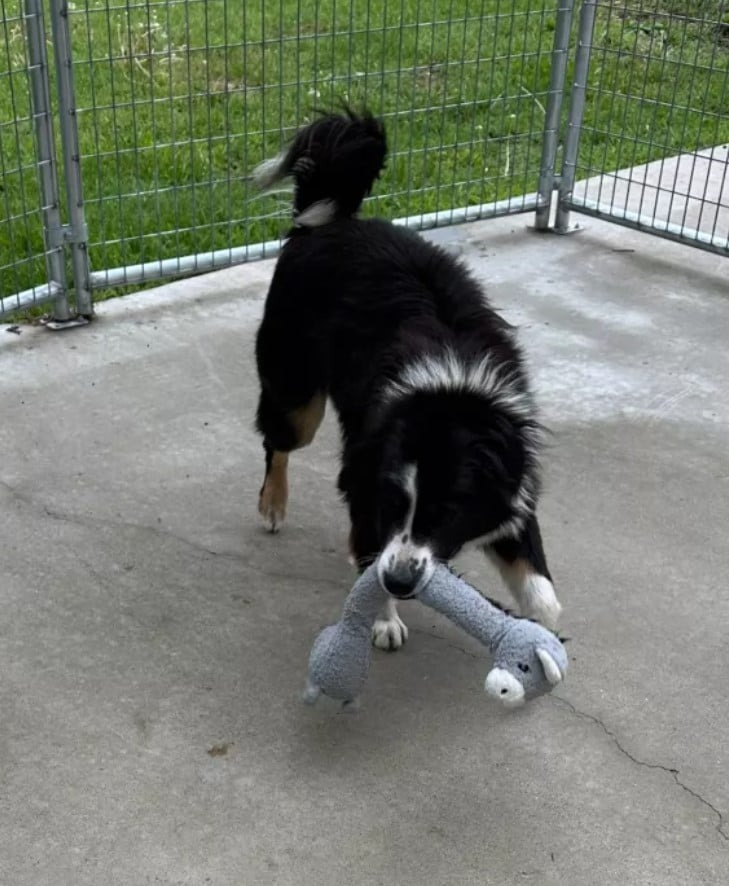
484,668,526,707
380,560,425,598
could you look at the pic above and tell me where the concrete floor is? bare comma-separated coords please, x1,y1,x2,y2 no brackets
1,212,728,885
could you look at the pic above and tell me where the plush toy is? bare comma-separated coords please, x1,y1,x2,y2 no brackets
304,562,568,710
303,565,388,710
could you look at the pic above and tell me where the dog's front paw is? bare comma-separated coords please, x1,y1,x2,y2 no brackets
372,612,409,651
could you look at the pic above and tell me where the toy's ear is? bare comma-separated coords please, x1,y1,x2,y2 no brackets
536,648,563,686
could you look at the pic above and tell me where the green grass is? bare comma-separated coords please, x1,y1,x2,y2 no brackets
1,0,728,313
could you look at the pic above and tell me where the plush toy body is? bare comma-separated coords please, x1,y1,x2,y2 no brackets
305,563,567,709
418,567,567,707
303,566,387,709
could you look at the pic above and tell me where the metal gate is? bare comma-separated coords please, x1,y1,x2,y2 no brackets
1,0,728,322
557,0,729,254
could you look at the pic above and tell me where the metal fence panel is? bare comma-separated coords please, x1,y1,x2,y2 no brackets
1,0,68,317
3,0,726,320
560,0,729,256
60,0,565,291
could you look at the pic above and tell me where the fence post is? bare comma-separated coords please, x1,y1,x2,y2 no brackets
23,0,71,321
535,0,576,230
48,0,93,317
555,0,598,233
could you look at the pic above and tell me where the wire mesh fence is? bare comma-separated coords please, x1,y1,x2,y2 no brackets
68,0,563,288
1,0,569,316
560,0,729,253
1,0,727,321
0,0,66,318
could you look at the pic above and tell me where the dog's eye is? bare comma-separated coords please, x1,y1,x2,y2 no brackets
517,662,530,673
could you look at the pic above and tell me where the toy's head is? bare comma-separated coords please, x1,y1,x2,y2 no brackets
485,619,568,708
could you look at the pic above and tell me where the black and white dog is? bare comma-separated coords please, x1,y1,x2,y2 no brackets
253,109,561,649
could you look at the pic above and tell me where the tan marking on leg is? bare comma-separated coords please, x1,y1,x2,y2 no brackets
257,393,325,532
289,391,326,448
490,554,531,592
486,552,561,630
259,451,289,532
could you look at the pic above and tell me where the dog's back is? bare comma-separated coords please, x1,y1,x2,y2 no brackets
254,110,517,425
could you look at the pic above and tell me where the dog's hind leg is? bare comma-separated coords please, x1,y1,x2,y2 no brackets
484,514,562,630
256,389,326,532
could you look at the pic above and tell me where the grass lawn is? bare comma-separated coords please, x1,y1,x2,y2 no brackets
1,0,728,311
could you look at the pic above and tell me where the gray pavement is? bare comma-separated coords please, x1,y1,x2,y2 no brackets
1,212,728,885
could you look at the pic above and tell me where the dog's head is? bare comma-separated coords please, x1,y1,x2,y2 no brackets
340,377,542,598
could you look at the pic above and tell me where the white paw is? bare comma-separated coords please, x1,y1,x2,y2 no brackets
372,613,409,651
520,575,562,631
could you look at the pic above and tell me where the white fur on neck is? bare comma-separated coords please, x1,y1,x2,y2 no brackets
295,199,336,227
381,350,542,543
382,351,536,427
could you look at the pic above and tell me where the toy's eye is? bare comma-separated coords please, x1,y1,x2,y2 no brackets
518,663,530,673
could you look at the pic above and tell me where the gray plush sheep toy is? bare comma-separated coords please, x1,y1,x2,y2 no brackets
304,563,568,710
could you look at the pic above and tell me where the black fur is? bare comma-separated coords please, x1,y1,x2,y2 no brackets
280,107,387,220
255,110,552,595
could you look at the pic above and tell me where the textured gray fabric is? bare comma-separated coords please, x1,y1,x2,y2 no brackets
419,565,568,702
304,564,386,707
305,562,567,708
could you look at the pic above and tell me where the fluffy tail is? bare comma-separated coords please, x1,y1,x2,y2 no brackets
252,109,387,227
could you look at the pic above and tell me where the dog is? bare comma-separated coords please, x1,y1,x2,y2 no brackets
253,109,561,650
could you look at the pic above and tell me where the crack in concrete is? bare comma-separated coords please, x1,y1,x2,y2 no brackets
409,620,728,847
552,695,728,845
1,478,348,590
1,477,233,559
7,481,727,845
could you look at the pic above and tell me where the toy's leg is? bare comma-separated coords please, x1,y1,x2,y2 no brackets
303,680,322,705
484,514,562,630
256,387,326,532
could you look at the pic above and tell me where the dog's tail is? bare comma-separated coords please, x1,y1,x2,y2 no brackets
252,108,387,227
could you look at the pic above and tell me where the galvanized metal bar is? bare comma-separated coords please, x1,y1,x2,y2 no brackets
1,280,64,317
10,0,724,311
535,0,575,230
555,0,598,233
48,0,93,316
88,194,539,291
23,0,71,321
567,196,728,258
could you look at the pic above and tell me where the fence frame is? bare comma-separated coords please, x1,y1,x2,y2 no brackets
48,0,92,317
7,0,577,317
535,0,575,230
556,0,729,258
2,0,727,322
17,0,69,318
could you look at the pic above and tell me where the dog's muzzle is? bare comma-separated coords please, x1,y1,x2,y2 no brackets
379,560,426,598
377,541,434,599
